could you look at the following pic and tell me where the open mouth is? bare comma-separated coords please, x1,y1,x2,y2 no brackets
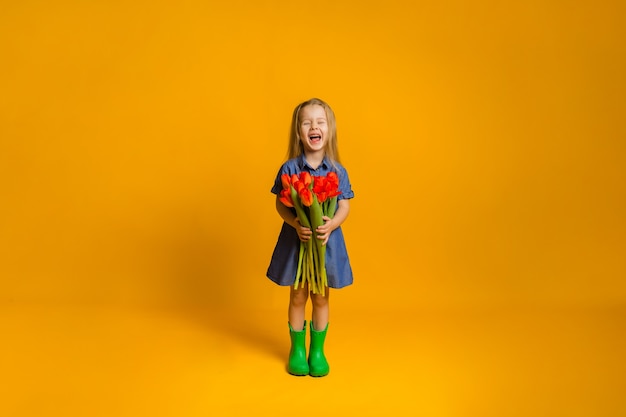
309,134,322,143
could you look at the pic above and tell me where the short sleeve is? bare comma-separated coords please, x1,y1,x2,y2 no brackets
270,159,299,195
336,166,354,200
271,165,286,195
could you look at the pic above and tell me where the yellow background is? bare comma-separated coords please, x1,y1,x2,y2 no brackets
1,1,625,416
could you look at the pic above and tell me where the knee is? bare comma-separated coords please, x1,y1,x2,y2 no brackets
310,293,329,309
290,288,309,307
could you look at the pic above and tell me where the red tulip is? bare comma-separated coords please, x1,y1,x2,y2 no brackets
326,172,340,196
327,172,339,187
298,187,313,207
292,181,303,195
281,173,291,190
313,174,341,203
312,178,324,202
300,171,312,187
279,188,294,207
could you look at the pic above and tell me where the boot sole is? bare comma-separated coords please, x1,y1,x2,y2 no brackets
309,370,329,377
287,366,309,376
288,371,309,376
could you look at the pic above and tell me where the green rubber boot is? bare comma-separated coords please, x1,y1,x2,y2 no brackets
308,322,329,377
287,322,309,376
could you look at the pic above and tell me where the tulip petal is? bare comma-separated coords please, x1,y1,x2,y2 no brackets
281,173,291,190
299,188,313,206
300,171,312,187
279,189,294,207
327,172,339,187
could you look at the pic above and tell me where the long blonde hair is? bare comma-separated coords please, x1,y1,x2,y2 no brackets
287,98,340,163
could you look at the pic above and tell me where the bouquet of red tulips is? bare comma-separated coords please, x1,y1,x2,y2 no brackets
279,171,341,295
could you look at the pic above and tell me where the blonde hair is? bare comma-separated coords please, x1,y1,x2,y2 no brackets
287,98,341,163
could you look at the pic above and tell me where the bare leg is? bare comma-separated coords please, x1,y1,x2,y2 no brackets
310,287,329,331
288,283,309,331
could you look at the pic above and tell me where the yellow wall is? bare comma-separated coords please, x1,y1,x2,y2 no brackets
1,0,625,309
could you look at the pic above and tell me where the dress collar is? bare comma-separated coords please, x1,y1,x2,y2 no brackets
298,154,329,171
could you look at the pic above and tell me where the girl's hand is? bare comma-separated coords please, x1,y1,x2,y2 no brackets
315,216,335,246
294,218,312,242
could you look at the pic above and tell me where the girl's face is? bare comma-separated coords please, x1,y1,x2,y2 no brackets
298,104,328,154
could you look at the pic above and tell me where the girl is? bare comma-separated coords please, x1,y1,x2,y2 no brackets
267,98,354,377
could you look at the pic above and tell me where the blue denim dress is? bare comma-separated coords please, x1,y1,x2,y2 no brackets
266,155,354,289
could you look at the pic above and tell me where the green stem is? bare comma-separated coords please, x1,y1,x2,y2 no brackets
294,242,305,290
290,185,313,291
308,196,327,295
307,239,315,292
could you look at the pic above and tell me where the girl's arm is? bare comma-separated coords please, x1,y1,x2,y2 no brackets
275,195,312,242
315,199,350,246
